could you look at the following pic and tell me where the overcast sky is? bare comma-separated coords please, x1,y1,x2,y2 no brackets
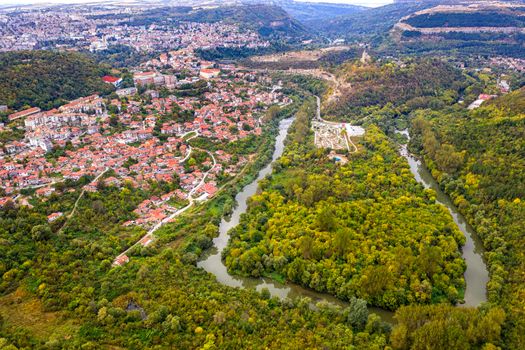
0,0,394,8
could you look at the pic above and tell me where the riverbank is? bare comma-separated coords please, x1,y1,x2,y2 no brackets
198,107,488,326
396,129,489,306
198,116,396,322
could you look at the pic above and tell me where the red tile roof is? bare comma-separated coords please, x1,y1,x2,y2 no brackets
102,76,120,83
8,107,41,121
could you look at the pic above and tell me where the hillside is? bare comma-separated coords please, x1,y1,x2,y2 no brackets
325,59,468,121
279,0,365,22
484,87,525,115
0,51,112,111
309,1,439,39
391,2,525,57
409,88,525,349
124,5,308,40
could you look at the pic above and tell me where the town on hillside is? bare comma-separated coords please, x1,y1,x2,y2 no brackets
0,6,270,53
0,48,291,256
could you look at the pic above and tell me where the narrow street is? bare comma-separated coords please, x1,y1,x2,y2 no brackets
112,131,217,266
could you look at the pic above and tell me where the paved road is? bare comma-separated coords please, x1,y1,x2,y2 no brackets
112,131,217,266
314,95,343,125
180,131,199,162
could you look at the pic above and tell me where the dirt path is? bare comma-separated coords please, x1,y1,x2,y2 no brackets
241,66,349,107
59,167,109,232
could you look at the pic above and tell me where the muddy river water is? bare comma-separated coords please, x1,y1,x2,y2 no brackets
197,120,488,324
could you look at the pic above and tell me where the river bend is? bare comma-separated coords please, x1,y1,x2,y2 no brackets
197,120,488,325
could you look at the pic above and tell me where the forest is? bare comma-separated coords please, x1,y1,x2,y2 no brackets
87,45,156,69
0,51,113,111
409,88,525,349
224,97,468,311
405,12,525,28
0,179,392,349
324,59,469,121
217,96,507,349
393,32,525,59
0,96,397,349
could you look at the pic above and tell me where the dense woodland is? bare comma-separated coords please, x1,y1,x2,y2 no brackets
88,45,156,69
0,51,113,111
325,59,469,121
0,39,524,348
310,59,524,348
405,12,525,28
219,95,507,349
0,181,392,349
0,105,396,349
392,38,525,60
225,97,468,310
409,88,525,349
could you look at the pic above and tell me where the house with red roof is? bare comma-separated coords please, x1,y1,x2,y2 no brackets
102,75,122,87
478,94,496,101
113,255,129,266
36,187,55,197
139,235,153,247
8,107,41,121
200,68,221,79
47,212,63,222
0,197,13,207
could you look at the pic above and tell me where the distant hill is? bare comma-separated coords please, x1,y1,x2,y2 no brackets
396,2,525,32
309,1,439,39
391,2,525,57
308,0,525,57
0,51,113,111
278,0,365,22
192,4,307,38
403,11,525,28
123,4,308,40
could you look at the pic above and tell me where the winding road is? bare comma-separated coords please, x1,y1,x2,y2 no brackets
113,130,217,266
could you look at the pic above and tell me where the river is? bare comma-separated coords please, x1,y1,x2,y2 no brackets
396,129,489,306
198,117,394,321
197,119,488,326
